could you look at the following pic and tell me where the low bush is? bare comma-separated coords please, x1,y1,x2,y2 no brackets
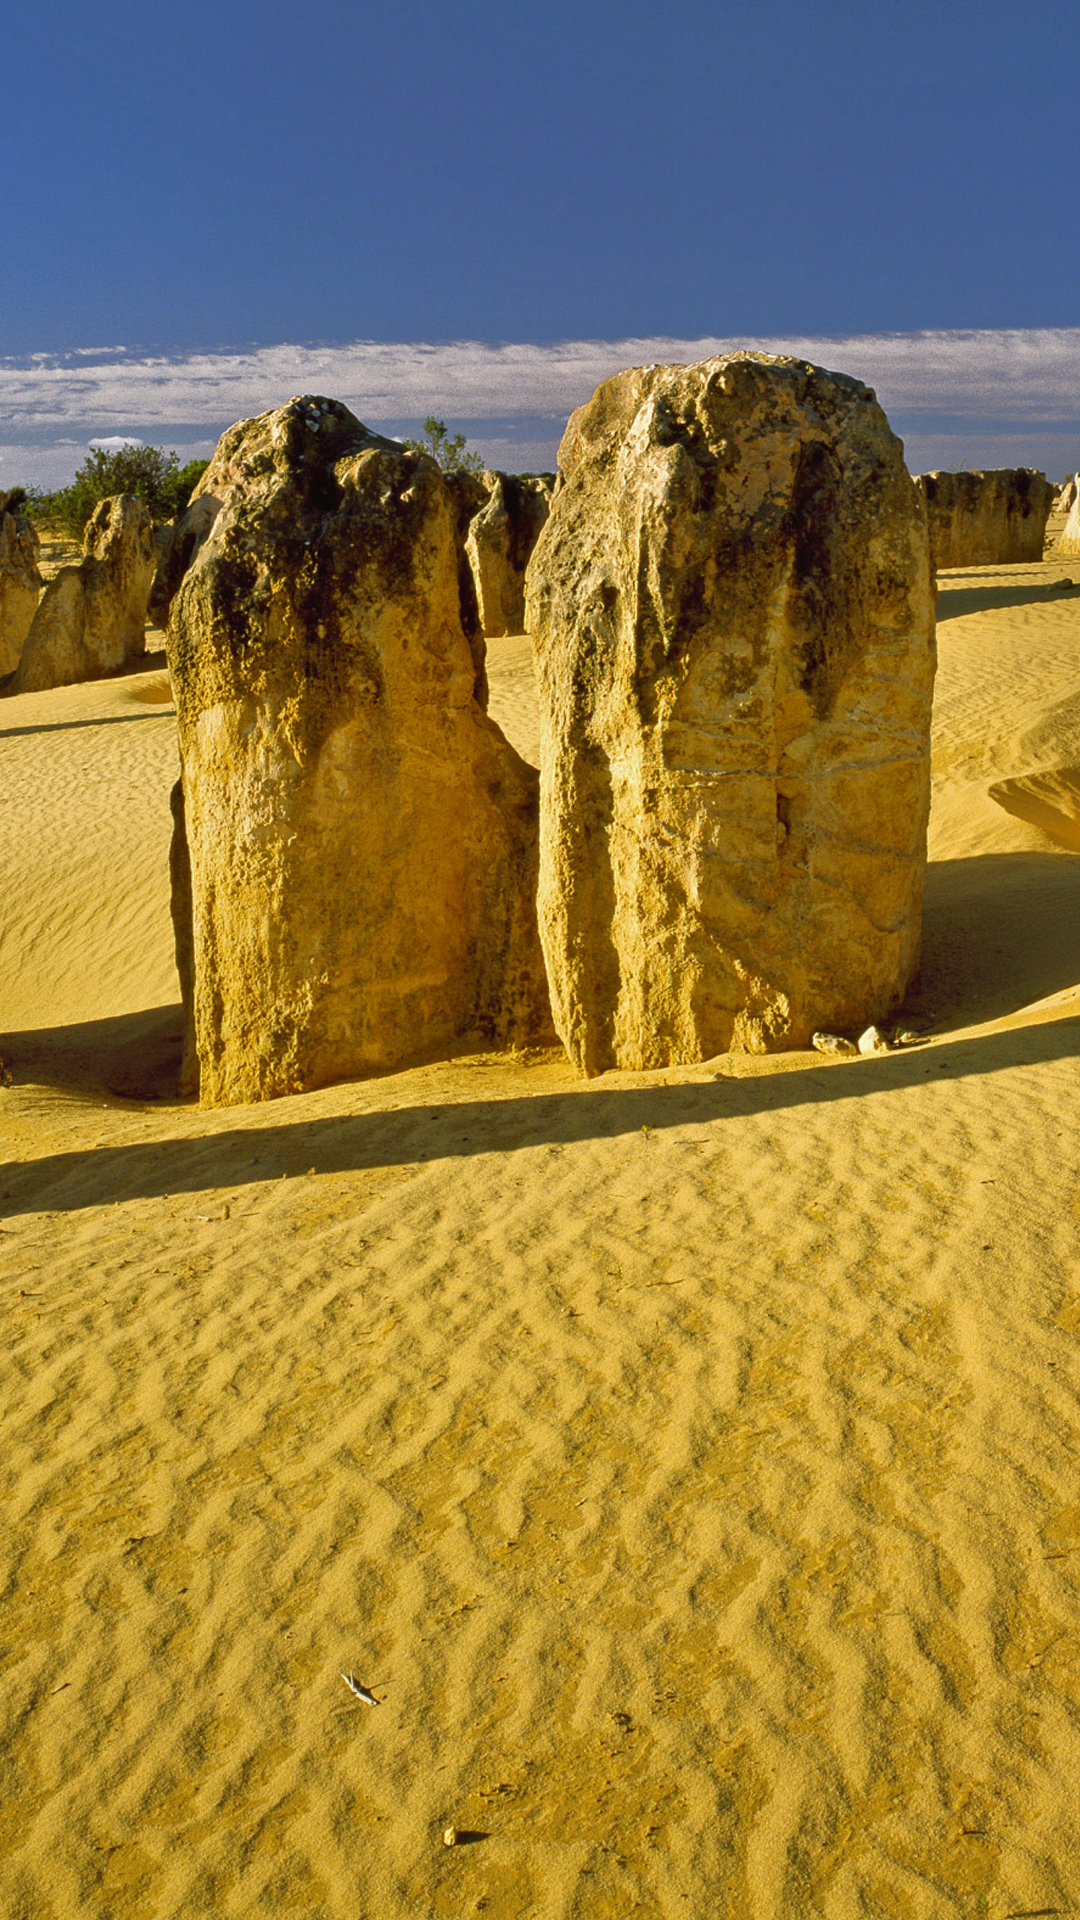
23,446,210,540
403,418,484,475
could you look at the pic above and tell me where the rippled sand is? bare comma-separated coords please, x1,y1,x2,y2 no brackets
2,562,1080,1918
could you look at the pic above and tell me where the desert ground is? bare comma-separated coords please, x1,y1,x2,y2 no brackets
1,548,1079,1918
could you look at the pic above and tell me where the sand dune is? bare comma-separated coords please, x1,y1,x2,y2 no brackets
1,559,1080,1918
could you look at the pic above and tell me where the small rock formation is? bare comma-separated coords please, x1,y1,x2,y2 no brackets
12,495,155,694
916,468,1054,568
1054,475,1077,517
1056,482,1080,560
465,471,555,636
0,496,43,676
442,468,490,700
169,394,551,1106
526,352,936,1074
148,494,220,629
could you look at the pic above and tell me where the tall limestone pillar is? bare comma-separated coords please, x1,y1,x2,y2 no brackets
169,396,551,1105
525,353,936,1073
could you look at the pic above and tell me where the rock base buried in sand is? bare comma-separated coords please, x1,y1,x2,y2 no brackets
526,352,936,1074
169,395,552,1106
13,495,155,694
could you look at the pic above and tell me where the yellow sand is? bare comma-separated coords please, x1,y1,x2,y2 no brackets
2,565,1079,1919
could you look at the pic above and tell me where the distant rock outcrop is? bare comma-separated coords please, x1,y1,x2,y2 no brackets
525,352,936,1073
12,495,155,694
149,495,220,629
916,468,1054,568
1054,475,1077,517
1056,480,1080,559
169,394,552,1106
465,472,555,636
0,499,43,677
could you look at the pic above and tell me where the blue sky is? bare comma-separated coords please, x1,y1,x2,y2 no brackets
3,0,1078,484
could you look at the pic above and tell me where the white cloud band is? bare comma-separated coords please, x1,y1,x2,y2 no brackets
3,329,1080,439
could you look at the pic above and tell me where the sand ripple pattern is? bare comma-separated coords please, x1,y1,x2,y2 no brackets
2,567,1080,1916
3,1032,1080,1918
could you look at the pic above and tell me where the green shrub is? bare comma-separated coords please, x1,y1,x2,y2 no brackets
402,417,484,475
24,445,210,540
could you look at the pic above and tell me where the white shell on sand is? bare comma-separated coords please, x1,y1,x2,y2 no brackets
858,1025,891,1055
812,1032,858,1056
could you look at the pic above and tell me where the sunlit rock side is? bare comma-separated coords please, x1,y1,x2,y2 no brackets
526,352,936,1074
465,472,555,636
168,395,551,1106
916,468,1054,568
0,499,43,677
12,496,155,694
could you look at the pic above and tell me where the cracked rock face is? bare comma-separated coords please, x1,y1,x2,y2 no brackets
525,353,936,1073
168,395,551,1106
13,495,154,694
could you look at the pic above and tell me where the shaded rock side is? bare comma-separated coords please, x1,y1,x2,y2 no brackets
1056,482,1080,559
149,495,220,628
13,495,155,694
525,352,936,1074
916,468,1054,568
0,506,43,676
169,393,552,1106
465,471,555,637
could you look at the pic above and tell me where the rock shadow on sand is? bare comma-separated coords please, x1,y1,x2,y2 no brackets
3,844,1076,1216
920,849,1079,1026
936,577,1080,622
2,1012,1078,1219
